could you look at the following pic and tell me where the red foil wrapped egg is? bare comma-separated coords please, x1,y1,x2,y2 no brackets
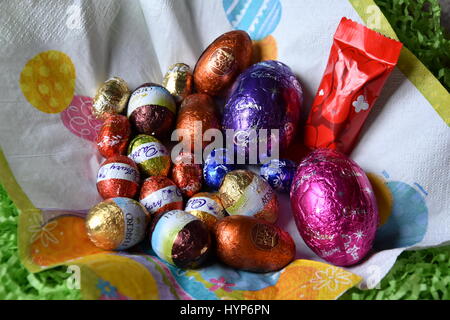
139,176,183,217
171,153,203,198
96,114,131,158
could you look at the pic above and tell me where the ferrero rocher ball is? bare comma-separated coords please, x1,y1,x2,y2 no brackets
185,192,226,230
218,169,278,223
151,210,211,268
86,197,150,251
162,63,193,104
92,77,130,119
128,134,171,176
140,176,183,217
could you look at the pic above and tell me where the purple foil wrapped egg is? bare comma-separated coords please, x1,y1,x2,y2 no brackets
290,149,378,266
223,60,303,163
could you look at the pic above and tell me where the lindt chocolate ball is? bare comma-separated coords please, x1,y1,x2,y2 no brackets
128,134,171,176
194,30,253,96
214,216,295,272
175,94,220,152
185,192,226,230
162,63,193,104
151,210,211,268
223,60,303,159
96,115,131,158
203,148,235,190
171,153,203,197
86,197,150,250
92,77,130,119
290,149,378,266
127,83,176,138
260,159,297,193
139,176,183,217
96,155,140,199
218,170,278,223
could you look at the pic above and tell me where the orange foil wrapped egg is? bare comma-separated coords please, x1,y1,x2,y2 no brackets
214,215,295,272
139,176,183,217
193,30,253,96
96,115,131,158
96,155,140,199
171,152,203,198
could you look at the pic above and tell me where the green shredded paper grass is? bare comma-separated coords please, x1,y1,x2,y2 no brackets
0,0,449,300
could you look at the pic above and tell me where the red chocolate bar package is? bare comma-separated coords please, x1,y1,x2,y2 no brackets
304,17,403,155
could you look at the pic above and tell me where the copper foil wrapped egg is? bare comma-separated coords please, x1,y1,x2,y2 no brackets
127,83,176,138
96,155,140,199
92,77,130,119
128,134,171,176
175,93,221,152
185,192,226,230
171,152,203,198
214,215,295,272
96,115,131,158
219,170,278,223
194,30,253,96
151,210,211,268
162,63,193,104
290,149,378,266
86,197,150,250
139,176,183,217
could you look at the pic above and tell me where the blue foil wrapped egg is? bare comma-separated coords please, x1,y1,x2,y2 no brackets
260,159,297,193
203,148,236,190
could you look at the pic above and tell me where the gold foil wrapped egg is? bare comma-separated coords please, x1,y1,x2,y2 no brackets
162,63,193,104
86,197,150,250
218,169,278,223
185,192,226,230
92,77,131,119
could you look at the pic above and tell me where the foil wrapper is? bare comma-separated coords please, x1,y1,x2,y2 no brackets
203,148,235,190
96,155,140,199
162,63,193,104
92,77,130,119
86,197,149,250
290,149,378,266
139,176,183,217
214,215,295,272
171,153,203,197
260,158,297,193
218,170,278,223
96,114,131,158
185,192,226,230
128,134,171,176
151,210,211,268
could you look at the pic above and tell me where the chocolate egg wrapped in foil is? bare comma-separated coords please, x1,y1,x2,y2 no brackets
171,152,203,197
175,93,220,152
214,215,295,272
223,60,303,160
96,155,140,199
219,169,278,223
92,77,130,119
194,30,253,96
162,63,193,104
151,210,211,268
86,197,150,250
260,159,297,193
290,149,378,266
127,83,176,138
203,148,236,190
128,134,171,176
96,115,131,158
185,192,226,230
139,176,183,217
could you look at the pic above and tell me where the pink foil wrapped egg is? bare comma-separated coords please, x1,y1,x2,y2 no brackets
290,149,378,266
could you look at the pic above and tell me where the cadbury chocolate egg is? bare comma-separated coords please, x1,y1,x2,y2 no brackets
96,114,131,158
218,169,278,223
290,149,378,266
92,77,130,119
139,176,183,217
96,155,140,199
214,215,295,272
171,152,203,197
223,60,303,160
203,148,236,190
260,158,297,193
194,30,253,96
86,197,150,250
162,63,193,104
151,210,211,268
127,83,176,138
185,192,226,230
128,134,171,176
